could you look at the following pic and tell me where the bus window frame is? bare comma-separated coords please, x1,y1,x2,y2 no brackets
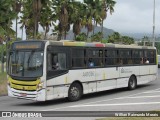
46,46,70,80
71,47,87,69
86,47,105,68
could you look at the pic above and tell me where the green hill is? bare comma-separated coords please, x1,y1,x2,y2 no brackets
66,26,115,40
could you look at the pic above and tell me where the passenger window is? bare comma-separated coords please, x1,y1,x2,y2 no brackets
88,49,104,67
105,50,118,66
48,53,66,71
147,50,155,64
119,50,131,65
72,49,86,68
132,50,140,64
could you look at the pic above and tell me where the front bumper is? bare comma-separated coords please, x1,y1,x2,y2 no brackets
8,86,46,101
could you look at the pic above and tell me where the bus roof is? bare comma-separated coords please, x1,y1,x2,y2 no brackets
48,40,156,49
13,40,155,50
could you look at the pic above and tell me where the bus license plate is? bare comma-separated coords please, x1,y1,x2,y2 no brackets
20,93,27,97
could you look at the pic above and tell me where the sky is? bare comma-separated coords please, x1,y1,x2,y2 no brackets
13,0,160,39
103,0,160,35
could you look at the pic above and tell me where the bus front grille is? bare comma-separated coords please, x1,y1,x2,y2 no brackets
8,77,40,91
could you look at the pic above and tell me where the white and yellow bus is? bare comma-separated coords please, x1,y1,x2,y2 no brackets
7,40,157,101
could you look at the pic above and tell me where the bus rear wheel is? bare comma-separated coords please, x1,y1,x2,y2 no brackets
68,83,82,102
128,76,137,90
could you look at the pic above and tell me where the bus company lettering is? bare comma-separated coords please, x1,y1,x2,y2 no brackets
83,71,95,77
121,68,132,73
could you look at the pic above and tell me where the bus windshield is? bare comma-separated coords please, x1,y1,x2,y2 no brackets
9,51,43,77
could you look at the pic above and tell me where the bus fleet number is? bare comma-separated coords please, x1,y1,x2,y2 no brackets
83,71,95,77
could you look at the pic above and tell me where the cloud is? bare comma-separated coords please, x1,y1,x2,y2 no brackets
104,0,160,34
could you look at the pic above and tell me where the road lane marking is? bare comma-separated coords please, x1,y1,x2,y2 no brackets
143,91,160,93
71,102,160,108
116,95,160,99
41,106,73,111
41,87,160,111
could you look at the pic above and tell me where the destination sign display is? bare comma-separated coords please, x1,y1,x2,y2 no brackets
12,41,44,50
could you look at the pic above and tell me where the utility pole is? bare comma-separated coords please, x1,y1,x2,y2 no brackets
152,0,156,47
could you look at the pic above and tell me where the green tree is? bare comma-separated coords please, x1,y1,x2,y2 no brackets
100,0,116,39
0,0,16,40
75,33,87,41
17,0,116,41
91,32,103,42
19,0,36,39
0,0,16,72
83,0,94,39
138,36,152,46
108,32,134,45
19,0,50,40
52,0,71,40
13,0,22,40
84,0,102,35
39,0,52,39
72,1,86,40
121,36,134,45
108,32,121,43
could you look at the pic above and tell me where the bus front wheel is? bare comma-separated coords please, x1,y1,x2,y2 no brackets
68,83,82,102
128,76,137,90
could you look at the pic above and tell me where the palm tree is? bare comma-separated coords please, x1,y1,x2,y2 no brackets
19,0,35,39
32,0,42,39
100,0,116,39
13,0,22,40
0,0,16,72
84,0,102,35
39,0,52,39
83,0,94,40
52,0,71,40
20,0,51,40
0,0,16,38
70,1,85,39
81,4,92,40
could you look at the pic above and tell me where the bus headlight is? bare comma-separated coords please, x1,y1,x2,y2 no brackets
37,82,44,91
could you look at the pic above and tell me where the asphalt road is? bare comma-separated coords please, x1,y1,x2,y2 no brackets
0,69,160,119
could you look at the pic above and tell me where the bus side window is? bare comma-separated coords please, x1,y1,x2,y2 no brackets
48,53,67,71
47,53,52,71
52,54,60,70
72,48,86,68
58,53,67,70
105,50,117,66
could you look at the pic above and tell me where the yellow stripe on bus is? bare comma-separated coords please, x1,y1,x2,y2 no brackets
8,77,40,86
8,76,40,91
10,83,37,91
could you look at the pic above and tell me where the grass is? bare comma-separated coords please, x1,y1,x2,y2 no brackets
98,118,160,120
0,72,7,96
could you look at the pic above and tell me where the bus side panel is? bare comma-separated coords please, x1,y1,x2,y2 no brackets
46,74,69,100
68,69,96,94
118,66,139,88
138,65,157,85
96,68,117,92
97,80,116,92
150,65,157,82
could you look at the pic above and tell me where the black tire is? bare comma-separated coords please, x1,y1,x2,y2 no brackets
68,83,82,102
128,76,137,90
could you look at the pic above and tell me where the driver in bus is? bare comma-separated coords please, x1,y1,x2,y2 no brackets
52,55,61,70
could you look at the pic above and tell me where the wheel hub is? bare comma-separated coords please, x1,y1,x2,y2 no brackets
71,87,79,98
